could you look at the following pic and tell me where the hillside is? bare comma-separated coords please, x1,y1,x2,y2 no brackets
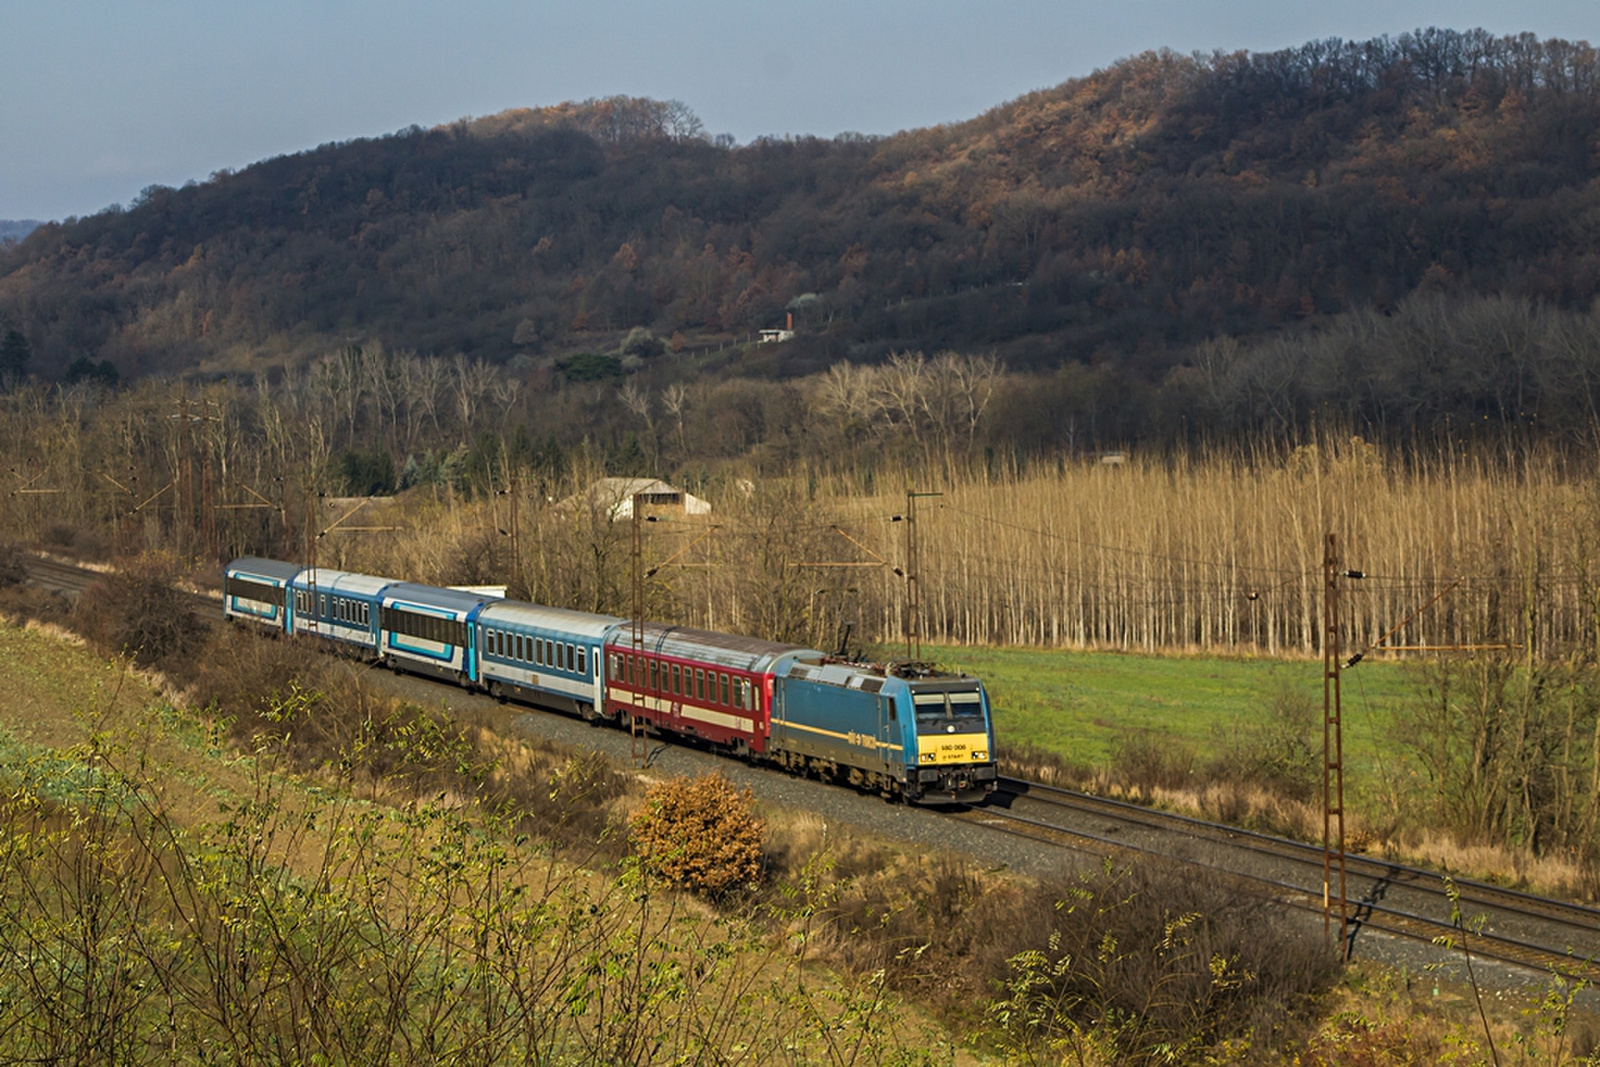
2,28,1599,386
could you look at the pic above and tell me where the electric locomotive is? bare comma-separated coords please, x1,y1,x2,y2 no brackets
772,657,997,803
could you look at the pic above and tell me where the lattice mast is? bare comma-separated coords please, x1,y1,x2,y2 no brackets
630,492,648,766
1322,533,1349,957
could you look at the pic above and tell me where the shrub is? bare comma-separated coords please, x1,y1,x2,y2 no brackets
1110,729,1196,796
1207,680,1320,802
630,773,763,896
982,858,1339,1063
0,543,26,588
39,522,110,561
72,555,204,668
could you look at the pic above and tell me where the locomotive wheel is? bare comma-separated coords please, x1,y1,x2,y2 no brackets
490,681,507,704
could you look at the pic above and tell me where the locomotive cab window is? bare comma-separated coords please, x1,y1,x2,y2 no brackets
913,689,985,731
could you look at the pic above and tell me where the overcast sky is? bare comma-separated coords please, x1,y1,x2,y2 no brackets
2,0,1597,221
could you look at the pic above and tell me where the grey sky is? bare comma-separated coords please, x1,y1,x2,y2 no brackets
2,1,1596,221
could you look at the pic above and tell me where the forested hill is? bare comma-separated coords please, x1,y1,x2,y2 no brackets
3,27,1599,383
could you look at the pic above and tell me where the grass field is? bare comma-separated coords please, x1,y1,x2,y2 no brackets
923,642,1423,792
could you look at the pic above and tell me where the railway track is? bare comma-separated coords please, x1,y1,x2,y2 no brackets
952,777,1600,981
18,552,221,622
19,554,103,597
20,552,1600,981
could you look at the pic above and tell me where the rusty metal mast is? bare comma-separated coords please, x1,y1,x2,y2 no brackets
903,491,942,661
630,492,648,766
1322,533,1349,958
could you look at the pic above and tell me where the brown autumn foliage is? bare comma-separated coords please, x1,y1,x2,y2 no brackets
2,30,1599,385
629,773,764,896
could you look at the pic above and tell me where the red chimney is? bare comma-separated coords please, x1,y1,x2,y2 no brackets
786,312,793,331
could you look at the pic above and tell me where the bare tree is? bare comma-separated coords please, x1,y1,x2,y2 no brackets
451,355,496,433
661,382,690,458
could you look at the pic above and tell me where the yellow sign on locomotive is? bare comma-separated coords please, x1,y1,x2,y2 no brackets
919,735,989,765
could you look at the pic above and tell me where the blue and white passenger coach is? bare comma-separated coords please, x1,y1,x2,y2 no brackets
222,557,302,632
287,567,394,652
476,601,621,719
378,583,500,682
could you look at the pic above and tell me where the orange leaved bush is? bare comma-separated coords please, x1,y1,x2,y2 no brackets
629,773,764,896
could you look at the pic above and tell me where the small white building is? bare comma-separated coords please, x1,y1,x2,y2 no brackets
759,312,796,344
559,477,712,522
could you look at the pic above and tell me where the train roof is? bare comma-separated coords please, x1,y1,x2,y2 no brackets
615,622,820,674
380,582,502,614
477,599,621,639
226,557,302,583
289,568,395,597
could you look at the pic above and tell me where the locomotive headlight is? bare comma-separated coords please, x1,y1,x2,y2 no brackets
972,750,988,761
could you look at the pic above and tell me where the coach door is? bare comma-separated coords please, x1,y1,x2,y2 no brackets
878,695,895,775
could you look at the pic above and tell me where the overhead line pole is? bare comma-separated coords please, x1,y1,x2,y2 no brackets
1323,533,1352,959
901,491,942,662
630,492,649,767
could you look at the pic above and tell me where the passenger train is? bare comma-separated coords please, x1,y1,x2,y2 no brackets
222,557,998,803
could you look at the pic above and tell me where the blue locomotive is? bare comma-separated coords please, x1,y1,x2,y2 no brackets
224,557,998,803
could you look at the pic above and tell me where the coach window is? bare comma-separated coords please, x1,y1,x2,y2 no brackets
691,668,702,700
564,643,573,672
577,647,587,674
720,673,730,706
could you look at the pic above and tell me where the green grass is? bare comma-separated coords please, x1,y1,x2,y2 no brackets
924,643,1422,785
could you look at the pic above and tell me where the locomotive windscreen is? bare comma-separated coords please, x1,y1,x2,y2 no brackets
911,687,985,732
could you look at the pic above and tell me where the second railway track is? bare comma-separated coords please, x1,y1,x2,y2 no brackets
958,777,1600,981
